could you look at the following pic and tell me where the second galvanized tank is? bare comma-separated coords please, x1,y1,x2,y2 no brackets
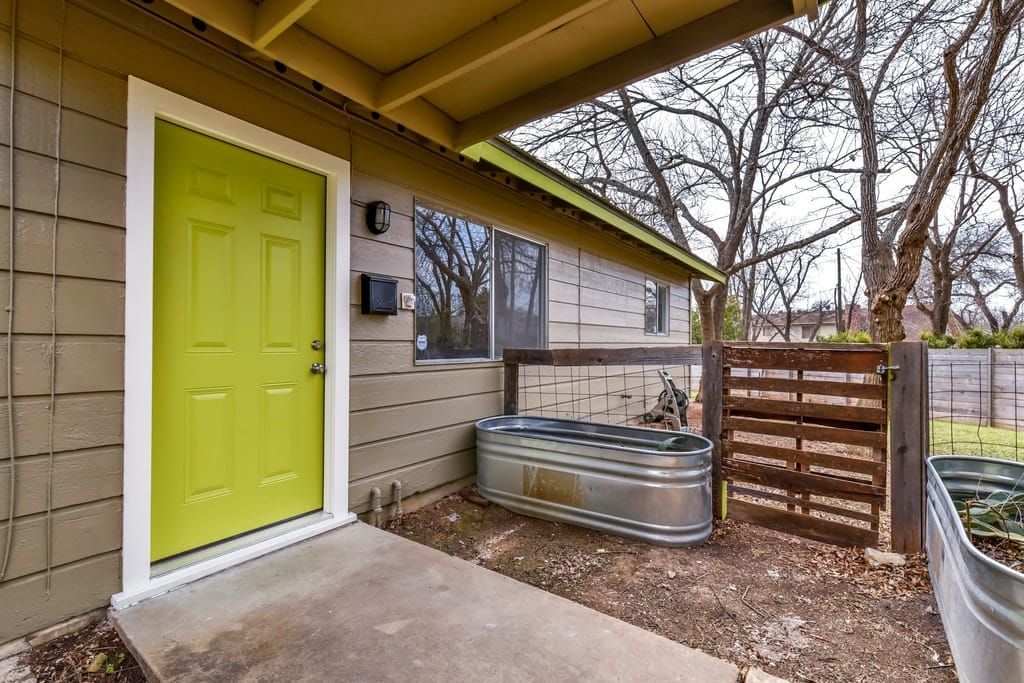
927,455,1024,683
475,416,713,546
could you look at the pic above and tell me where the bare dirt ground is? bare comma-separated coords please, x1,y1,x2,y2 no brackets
392,491,956,683
17,620,144,682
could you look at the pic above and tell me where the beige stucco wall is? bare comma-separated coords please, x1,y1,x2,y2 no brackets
0,0,693,641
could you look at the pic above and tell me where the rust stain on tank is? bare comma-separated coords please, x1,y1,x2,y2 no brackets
522,465,583,507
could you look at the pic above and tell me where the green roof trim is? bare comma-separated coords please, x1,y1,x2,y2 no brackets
462,139,726,283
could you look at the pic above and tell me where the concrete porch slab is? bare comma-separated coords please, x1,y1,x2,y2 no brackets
112,523,740,682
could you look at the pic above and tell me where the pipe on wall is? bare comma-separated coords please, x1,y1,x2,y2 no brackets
392,480,403,524
369,487,382,528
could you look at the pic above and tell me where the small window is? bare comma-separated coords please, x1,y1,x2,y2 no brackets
414,203,546,362
644,279,669,335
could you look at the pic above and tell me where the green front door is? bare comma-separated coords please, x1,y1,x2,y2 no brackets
151,120,326,562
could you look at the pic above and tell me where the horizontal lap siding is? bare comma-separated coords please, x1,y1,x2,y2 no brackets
0,0,696,640
347,151,693,511
0,0,363,640
0,3,128,640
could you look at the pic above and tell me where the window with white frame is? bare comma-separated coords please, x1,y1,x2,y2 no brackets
414,203,546,361
644,279,669,335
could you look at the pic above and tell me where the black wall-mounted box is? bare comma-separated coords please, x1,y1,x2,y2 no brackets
360,273,398,315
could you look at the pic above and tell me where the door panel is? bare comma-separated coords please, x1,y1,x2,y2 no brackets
152,120,326,561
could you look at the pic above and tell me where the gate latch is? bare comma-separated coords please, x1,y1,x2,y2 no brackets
875,362,899,376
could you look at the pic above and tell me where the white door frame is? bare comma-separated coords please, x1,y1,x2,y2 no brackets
113,78,355,609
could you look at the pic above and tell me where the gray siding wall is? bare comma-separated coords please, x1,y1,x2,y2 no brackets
0,0,694,642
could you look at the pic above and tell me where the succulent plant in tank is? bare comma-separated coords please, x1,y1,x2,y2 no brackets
955,490,1024,545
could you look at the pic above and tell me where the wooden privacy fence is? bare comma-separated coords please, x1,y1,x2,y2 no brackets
703,341,927,552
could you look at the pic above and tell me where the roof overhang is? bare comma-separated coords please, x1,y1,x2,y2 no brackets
159,0,818,150
466,140,727,283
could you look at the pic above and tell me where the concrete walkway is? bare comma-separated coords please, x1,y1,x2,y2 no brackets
112,523,742,682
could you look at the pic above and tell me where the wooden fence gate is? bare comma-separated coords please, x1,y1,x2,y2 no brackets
702,342,928,551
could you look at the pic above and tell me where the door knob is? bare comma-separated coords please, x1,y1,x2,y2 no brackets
310,362,326,375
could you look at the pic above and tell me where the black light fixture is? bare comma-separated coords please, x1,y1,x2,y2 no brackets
366,201,392,235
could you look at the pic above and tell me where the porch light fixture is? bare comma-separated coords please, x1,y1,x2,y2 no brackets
366,201,391,235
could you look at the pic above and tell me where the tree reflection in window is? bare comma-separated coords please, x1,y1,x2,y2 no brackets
414,205,491,360
493,230,545,357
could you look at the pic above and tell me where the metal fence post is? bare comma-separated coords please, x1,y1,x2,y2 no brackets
702,342,725,519
889,341,929,554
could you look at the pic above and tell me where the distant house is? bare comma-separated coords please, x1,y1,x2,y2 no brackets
752,308,835,342
752,304,961,342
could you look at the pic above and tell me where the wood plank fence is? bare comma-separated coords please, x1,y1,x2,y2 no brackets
702,341,927,552
502,341,929,553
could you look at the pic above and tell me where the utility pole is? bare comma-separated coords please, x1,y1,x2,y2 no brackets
835,248,845,333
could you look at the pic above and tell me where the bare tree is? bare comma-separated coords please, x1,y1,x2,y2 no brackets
781,0,1024,342
511,31,870,341
749,236,829,341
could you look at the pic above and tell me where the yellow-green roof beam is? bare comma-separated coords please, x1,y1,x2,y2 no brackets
465,141,726,283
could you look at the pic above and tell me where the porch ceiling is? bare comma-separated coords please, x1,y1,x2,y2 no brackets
160,0,818,150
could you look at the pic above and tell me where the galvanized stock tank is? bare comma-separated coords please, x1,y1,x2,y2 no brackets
926,456,1024,683
475,416,713,546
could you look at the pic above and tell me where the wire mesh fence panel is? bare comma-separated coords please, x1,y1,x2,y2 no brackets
504,347,703,433
928,349,1024,462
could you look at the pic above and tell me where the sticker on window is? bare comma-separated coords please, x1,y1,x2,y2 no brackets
416,334,428,351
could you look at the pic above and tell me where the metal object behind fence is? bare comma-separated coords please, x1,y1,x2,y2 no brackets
926,456,1024,683
476,416,713,546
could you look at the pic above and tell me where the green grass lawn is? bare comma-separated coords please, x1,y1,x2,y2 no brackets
930,419,1024,461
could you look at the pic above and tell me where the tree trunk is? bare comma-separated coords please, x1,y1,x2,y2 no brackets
698,285,726,342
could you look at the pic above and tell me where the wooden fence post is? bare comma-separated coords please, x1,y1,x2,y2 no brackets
889,341,929,554
503,361,519,415
702,342,725,519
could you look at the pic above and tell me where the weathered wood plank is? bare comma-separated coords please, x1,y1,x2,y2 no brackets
723,458,884,503
503,345,701,367
703,342,725,519
724,439,884,477
724,416,887,449
723,395,886,425
727,499,877,548
889,341,927,554
730,485,879,524
724,346,885,373
723,374,885,400
504,361,518,415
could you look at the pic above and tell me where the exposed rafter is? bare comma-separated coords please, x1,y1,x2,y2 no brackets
163,0,460,146
454,0,795,148
253,0,322,49
159,0,816,152
375,0,610,112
